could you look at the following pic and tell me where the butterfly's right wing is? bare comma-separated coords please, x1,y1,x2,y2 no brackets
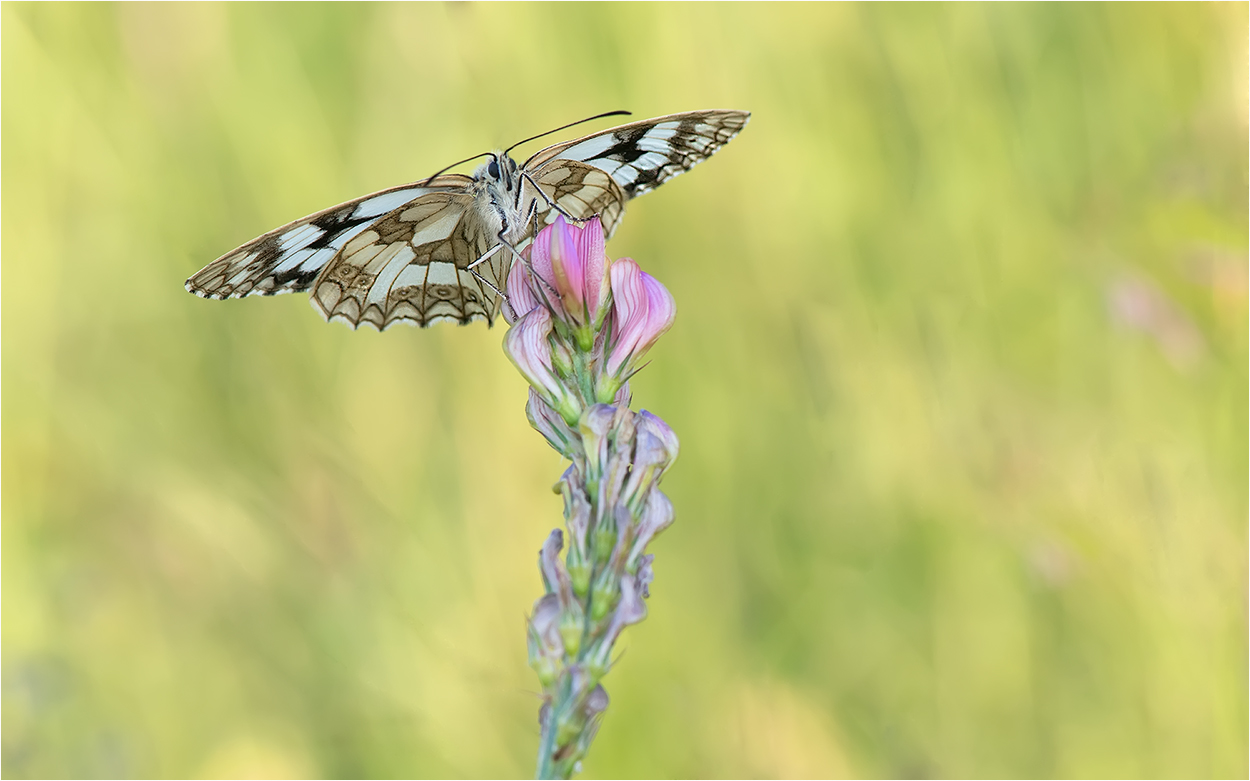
188,174,510,330
185,176,475,300
523,109,750,237
523,160,631,237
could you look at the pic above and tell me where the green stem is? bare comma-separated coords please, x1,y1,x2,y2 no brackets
535,708,558,780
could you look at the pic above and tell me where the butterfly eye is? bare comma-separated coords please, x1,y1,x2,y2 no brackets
487,160,500,179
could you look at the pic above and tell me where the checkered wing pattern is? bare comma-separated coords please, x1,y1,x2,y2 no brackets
186,175,509,329
525,110,751,237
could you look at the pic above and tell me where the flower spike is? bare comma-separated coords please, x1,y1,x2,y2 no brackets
508,217,679,780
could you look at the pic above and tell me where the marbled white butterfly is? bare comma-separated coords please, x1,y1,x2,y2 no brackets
185,109,750,330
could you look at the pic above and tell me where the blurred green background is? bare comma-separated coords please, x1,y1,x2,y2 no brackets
3,3,1246,778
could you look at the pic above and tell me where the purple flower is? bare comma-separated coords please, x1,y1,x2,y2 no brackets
526,389,575,458
527,593,564,687
638,410,680,475
627,492,674,570
604,258,677,384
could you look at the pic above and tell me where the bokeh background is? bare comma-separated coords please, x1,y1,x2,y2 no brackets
3,3,1246,778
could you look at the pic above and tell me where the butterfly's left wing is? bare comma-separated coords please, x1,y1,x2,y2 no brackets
523,109,750,237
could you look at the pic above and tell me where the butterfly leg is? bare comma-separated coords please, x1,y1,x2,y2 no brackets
463,227,540,316
468,266,506,300
499,217,566,314
521,172,579,223
463,242,513,309
466,243,501,271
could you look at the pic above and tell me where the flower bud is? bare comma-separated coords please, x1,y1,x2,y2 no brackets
613,381,632,408
628,492,674,570
550,336,575,379
559,599,586,657
539,529,567,595
562,479,592,554
577,404,617,481
504,308,580,424
635,553,655,598
526,389,575,458
620,427,667,512
587,573,647,670
638,410,680,472
527,215,612,349
590,575,618,621
567,544,591,598
528,593,564,688
604,259,677,383
591,516,616,563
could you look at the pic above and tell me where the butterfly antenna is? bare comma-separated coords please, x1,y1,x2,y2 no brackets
503,110,632,156
422,151,497,186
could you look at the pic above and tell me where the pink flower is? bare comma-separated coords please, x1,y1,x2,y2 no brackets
523,216,612,346
502,260,540,324
604,259,677,380
503,307,580,423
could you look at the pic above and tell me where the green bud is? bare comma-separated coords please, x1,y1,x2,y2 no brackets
594,375,622,405
592,523,616,563
550,338,574,379
584,653,610,682
530,655,560,689
568,554,591,598
591,578,618,621
559,609,584,657
555,709,584,749
573,323,595,353
555,395,583,427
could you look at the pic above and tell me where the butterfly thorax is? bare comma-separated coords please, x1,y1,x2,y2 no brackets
471,152,531,245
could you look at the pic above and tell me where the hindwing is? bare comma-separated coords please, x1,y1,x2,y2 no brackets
309,192,508,330
527,159,629,238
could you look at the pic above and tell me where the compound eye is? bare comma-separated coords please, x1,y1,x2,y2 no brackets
487,160,500,179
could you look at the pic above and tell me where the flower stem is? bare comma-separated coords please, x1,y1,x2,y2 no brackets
536,709,559,780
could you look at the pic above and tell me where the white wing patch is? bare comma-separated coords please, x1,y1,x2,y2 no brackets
525,110,751,201
425,261,459,285
279,223,324,251
353,188,426,219
408,208,462,245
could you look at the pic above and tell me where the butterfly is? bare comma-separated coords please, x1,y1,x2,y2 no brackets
185,109,750,331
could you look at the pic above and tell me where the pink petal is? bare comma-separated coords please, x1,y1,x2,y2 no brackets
529,219,557,293
550,216,585,315
504,307,563,399
607,259,650,375
637,272,677,346
573,217,606,315
504,261,539,323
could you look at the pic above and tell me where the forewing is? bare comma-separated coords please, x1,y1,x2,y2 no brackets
185,175,474,300
524,110,750,202
308,192,508,331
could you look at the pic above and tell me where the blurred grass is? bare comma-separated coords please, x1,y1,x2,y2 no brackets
2,2,1246,778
